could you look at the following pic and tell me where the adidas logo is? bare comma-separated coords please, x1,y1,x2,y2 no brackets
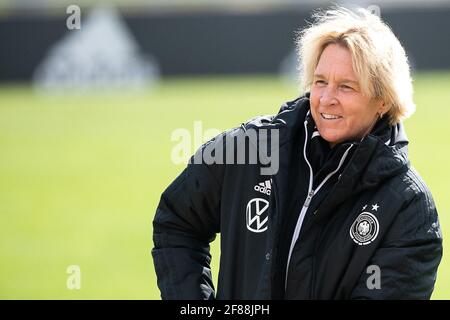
254,179,272,196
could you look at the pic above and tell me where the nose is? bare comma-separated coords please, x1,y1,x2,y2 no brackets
319,87,338,106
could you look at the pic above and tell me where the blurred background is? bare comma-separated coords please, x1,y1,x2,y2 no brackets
0,0,449,299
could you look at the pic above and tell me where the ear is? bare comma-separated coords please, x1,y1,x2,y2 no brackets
377,100,389,116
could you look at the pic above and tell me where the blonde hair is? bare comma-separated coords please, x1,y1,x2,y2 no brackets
297,6,415,125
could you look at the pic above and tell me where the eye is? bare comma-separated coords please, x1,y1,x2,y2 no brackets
340,84,354,91
314,80,327,86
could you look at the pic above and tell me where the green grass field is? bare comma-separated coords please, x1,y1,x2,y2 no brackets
0,73,449,299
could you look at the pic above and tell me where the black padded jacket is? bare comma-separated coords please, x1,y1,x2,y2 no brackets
152,95,443,299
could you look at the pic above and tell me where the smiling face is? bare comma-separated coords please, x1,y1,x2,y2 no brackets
310,43,386,147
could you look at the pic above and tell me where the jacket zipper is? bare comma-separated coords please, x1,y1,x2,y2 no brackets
284,118,354,291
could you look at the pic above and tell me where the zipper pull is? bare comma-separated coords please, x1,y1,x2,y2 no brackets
304,190,314,207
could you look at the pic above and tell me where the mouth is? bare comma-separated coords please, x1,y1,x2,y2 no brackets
320,113,343,120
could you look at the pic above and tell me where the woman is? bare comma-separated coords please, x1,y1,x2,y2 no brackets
152,7,442,299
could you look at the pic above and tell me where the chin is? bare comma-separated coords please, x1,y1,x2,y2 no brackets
320,132,346,146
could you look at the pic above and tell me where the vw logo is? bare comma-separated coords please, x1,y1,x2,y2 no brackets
246,198,269,233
